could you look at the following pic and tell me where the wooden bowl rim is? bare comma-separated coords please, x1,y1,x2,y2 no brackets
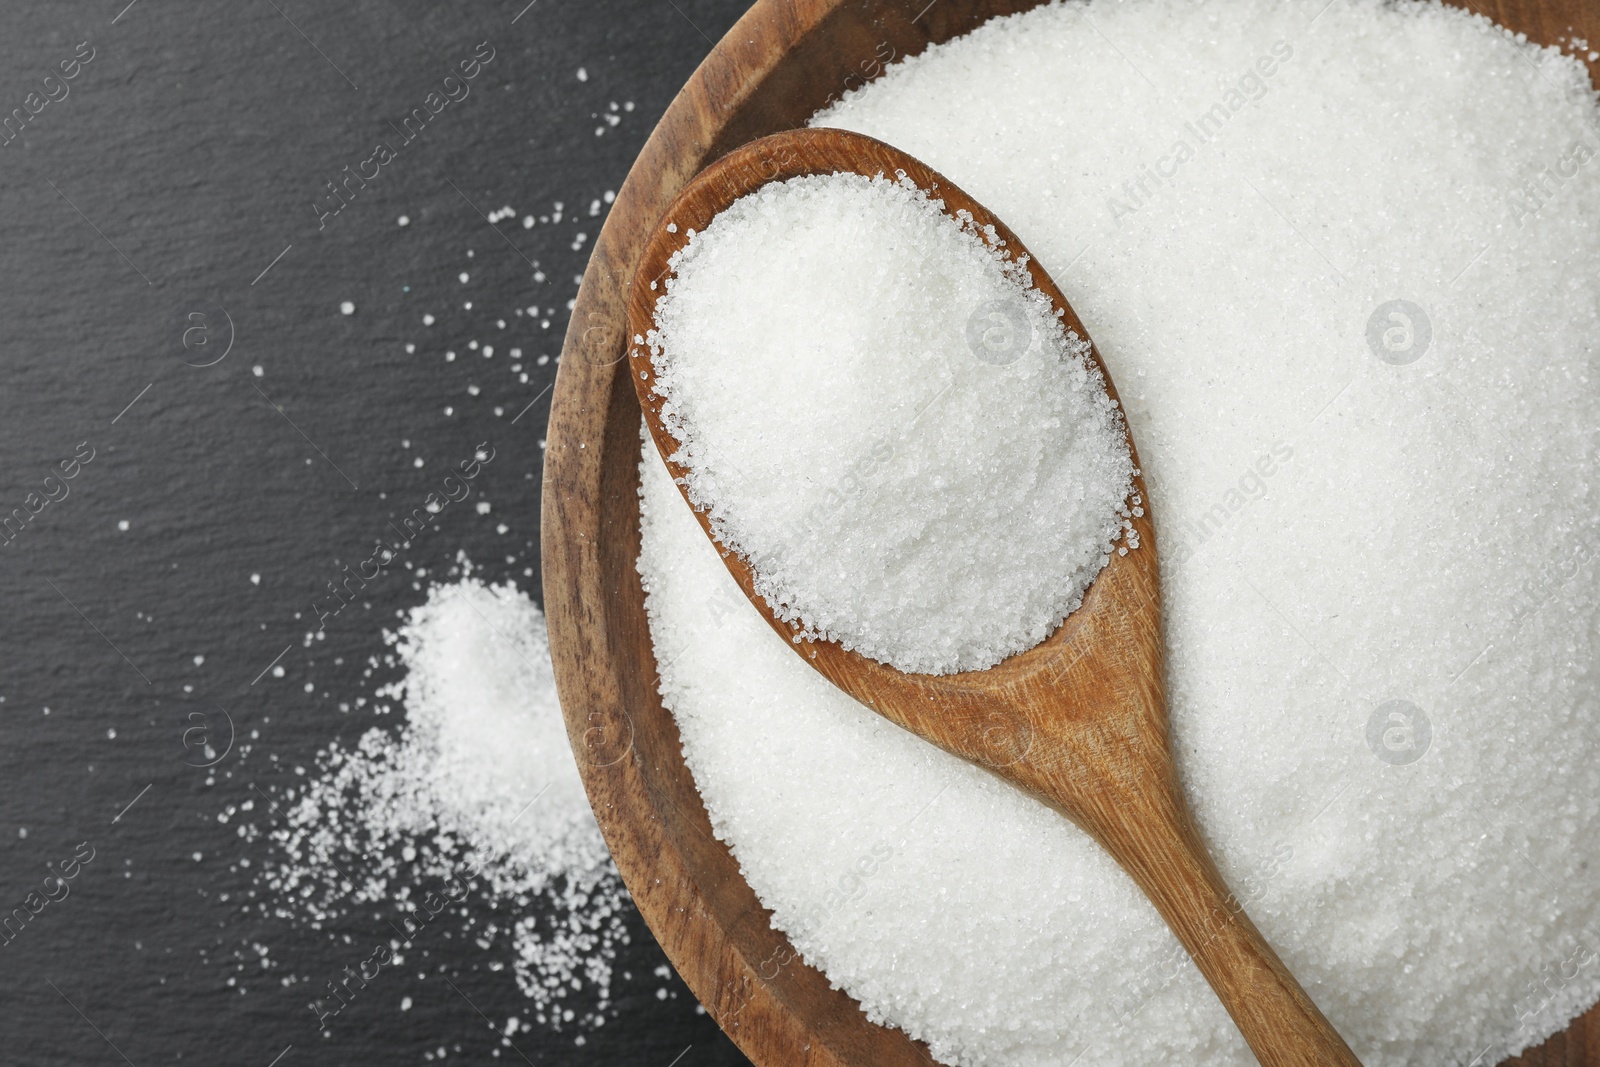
541,2,1600,1064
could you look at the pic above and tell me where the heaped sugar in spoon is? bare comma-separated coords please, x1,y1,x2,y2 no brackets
627,128,1361,1067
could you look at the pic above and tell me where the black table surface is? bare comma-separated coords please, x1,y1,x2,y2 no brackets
0,1,757,1063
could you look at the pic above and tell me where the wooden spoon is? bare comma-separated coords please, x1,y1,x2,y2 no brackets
625,127,1361,1067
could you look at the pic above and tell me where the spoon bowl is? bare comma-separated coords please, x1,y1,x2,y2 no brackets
626,127,1360,1067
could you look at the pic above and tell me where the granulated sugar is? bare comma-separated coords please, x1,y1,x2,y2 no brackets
645,172,1132,674
263,566,628,1030
637,0,1600,1063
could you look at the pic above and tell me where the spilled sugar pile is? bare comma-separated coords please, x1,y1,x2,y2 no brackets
645,171,1133,673
262,565,627,1031
638,0,1600,1064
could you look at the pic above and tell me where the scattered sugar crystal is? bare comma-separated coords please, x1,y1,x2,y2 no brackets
637,0,1600,1064
260,565,628,1030
646,172,1132,673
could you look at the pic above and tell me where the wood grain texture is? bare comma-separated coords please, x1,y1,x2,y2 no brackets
541,2,1600,1064
626,126,1357,1064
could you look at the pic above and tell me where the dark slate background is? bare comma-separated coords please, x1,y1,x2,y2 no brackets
0,1,755,1063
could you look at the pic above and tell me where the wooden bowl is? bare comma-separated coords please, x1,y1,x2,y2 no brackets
541,1,1600,1063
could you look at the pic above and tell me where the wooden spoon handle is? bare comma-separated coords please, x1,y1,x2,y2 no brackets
1096,798,1361,1067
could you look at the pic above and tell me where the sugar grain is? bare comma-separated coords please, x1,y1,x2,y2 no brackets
638,0,1600,1063
645,172,1133,674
